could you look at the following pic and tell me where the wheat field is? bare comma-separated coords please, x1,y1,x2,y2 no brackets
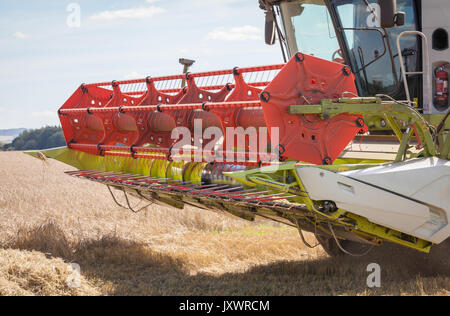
0,151,448,296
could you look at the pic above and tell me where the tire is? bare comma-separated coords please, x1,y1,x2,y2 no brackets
315,234,372,257
426,238,450,275
316,234,450,275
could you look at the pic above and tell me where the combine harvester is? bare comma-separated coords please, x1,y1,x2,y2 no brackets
34,0,450,257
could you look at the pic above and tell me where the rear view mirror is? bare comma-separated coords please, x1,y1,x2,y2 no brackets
265,11,276,45
378,0,405,28
379,0,396,28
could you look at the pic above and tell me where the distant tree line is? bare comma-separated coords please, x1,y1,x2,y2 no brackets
1,126,66,151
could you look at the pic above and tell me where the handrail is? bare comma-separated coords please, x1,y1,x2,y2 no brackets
396,31,432,111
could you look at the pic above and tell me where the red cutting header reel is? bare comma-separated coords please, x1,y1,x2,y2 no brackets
58,53,366,166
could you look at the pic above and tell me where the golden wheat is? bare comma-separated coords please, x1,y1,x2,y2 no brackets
0,152,448,296
0,249,99,296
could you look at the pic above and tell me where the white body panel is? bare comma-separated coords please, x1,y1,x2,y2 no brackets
297,158,450,244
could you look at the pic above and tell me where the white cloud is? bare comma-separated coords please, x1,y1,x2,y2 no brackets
90,6,165,21
205,25,262,41
13,32,29,39
32,111,56,118
189,0,242,6
124,72,145,80
0,107,13,114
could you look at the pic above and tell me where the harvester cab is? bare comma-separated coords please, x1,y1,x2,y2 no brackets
261,0,450,126
32,0,450,257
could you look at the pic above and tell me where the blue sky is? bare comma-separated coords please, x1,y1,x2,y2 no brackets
0,0,282,129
